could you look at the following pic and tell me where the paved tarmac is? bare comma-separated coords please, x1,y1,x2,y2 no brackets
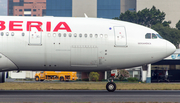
0,90,180,102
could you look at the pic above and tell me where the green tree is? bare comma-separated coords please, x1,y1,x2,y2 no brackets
89,72,100,81
176,20,180,30
114,6,167,27
127,77,138,82
162,21,171,27
114,10,138,24
114,6,180,47
119,70,129,81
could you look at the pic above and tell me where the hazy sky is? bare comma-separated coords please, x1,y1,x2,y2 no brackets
0,0,7,16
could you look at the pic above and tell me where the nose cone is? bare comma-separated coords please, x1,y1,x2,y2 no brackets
167,41,176,55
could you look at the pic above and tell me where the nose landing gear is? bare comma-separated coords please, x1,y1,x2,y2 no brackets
106,82,116,92
106,72,116,92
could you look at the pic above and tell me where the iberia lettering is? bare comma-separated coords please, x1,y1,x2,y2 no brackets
0,21,72,32
46,21,51,32
27,21,43,31
53,22,71,32
0,21,6,30
9,21,23,31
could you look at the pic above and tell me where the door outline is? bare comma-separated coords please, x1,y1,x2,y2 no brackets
114,26,127,47
28,24,42,46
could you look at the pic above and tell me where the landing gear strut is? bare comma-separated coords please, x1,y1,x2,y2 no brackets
106,72,116,92
0,72,5,83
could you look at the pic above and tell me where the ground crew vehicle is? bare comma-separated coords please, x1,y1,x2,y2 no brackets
35,71,78,81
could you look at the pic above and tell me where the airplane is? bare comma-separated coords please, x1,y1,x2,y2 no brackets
0,16,176,92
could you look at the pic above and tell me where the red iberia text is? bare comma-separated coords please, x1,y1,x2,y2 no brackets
0,20,72,32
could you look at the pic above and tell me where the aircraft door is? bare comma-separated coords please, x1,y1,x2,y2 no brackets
114,26,127,47
28,25,42,45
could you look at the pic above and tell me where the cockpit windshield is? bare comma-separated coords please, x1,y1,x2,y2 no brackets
145,33,151,39
156,34,163,39
145,33,163,39
152,33,157,39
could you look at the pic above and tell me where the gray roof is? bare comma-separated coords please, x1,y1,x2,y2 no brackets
174,49,180,54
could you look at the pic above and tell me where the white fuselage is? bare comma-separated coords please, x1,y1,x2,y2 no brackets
0,16,176,72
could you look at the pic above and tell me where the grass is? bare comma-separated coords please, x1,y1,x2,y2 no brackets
1,82,180,90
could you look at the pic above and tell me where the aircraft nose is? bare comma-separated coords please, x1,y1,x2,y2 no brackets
166,41,176,55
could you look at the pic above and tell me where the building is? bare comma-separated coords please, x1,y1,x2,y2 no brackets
151,49,180,82
0,0,8,16
46,0,180,28
120,0,136,13
46,0,121,19
46,0,72,17
8,0,180,27
8,0,46,16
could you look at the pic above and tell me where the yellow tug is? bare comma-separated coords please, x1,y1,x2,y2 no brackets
35,71,78,81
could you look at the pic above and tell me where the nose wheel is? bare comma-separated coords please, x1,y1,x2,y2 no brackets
106,82,116,92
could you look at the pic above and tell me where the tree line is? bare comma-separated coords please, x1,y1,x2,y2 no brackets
114,6,180,48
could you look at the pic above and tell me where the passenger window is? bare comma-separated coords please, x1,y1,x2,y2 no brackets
53,33,56,37
95,34,98,38
63,33,66,37
79,34,82,37
74,33,77,37
152,33,157,39
58,33,61,37
145,33,151,39
1,32,3,36
22,32,25,36
11,32,14,36
84,34,87,38
90,34,93,38
6,32,9,36
69,33,72,37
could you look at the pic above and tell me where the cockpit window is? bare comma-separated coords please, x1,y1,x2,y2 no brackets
156,34,163,39
145,33,151,39
152,33,157,39
145,33,160,39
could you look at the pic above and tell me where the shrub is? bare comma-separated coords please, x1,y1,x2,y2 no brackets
76,79,82,81
101,79,107,81
89,72,99,81
127,77,138,82
119,69,129,81
82,78,89,81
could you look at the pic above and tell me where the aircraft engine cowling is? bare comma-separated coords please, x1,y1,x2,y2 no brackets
0,53,18,72
0,72,5,83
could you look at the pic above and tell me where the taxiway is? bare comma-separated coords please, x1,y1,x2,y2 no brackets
0,90,180,102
